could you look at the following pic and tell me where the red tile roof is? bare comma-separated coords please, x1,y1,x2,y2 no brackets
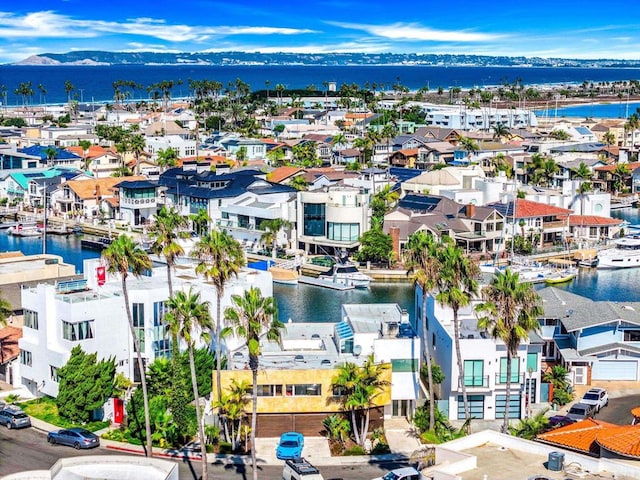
268,166,303,183
515,198,572,218
568,215,623,226
0,326,22,364
536,418,616,454
595,161,640,172
596,425,640,458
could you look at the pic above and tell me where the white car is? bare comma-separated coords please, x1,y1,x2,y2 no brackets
282,458,324,480
373,467,424,480
580,387,609,412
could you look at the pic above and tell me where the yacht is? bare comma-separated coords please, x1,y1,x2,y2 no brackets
597,235,640,269
318,259,372,288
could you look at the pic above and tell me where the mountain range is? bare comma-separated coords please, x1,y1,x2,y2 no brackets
12,51,640,68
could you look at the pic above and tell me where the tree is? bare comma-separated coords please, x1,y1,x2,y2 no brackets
56,346,116,424
354,227,393,266
259,218,291,258
613,163,631,193
330,355,389,446
456,135,479,159
435,244,479,426
215,378,251,450
603,131,616,146
156,147,178,171
475,268,542,433
129,134,146,176
191,230,245,402
404,231,441,432
189,208,210,236
509,409,549,439
225,287,284,480
166,289,213,480
550,129,570,140
288,175,309,191
266,146,286,167
102,235,153,456
45,146,58,167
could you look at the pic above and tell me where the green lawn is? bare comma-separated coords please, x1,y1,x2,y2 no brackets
19,397,110,432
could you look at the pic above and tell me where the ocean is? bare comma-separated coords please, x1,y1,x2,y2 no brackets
2,65,640,106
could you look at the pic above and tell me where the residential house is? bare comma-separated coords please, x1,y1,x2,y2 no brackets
17,258,272,398
537,287,640,385
1,169,76,205
422,287,543,421
389,148,419,168
342,167,396,195
296,185,370,255
220,137,267,161
415,141,456,168
422,104,538,129
114,179,162,226
400,165,486,196
66,145,121,178
594,162,640,193
17,145,81,169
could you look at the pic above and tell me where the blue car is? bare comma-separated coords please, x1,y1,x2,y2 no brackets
47,428,100,449
276,432,304,460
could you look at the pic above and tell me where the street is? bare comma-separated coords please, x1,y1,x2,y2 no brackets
595,394,638,425
0,427,406,479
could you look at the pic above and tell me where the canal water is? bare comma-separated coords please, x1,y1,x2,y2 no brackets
1,207,639,323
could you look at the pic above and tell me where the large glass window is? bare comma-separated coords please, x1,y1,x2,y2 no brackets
498,357,520,384
152,301,171,358
133,303,145,353
62,320,95,341
303,203,325,236
20,350,32,366
256,385,283,397
327,222,359,242
285,384,322,396
24,310,38,330
463,360,485,387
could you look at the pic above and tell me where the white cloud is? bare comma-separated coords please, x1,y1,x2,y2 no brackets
329,21,503,42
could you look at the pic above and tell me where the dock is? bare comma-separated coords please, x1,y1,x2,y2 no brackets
298,275,355,290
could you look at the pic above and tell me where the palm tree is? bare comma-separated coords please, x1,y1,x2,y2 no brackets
78,140,92,171
475,269,542,433
148,206,188,299
225,287,284,480
44,146,57,168
259,218,292,258
156,147,178,172
602,131,616,146
129,134,146,176
189,208,210,237
288,175,309,191
613,163,631,193
165,289,213,480
492,123,511,143
102,235,153,456
456,135,479,160
215,378,251,450
404,231,440,431
435,243,479,426
191,230,245,401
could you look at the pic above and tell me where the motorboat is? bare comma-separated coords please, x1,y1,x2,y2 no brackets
573,249,599,268
8,224,42,237
80,236,114,251
544,268,577,285
597,235,640,269
269,266,299,285
318,259,372,288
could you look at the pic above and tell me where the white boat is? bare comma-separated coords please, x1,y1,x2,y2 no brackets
597,235,640,269
8,224,42,237
318,260,372,288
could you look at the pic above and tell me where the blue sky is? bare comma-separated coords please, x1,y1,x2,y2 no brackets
2,1,640,64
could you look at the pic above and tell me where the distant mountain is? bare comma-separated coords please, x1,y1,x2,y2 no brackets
11,51,640,68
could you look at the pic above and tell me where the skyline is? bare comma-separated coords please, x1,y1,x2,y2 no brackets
2,1,640,64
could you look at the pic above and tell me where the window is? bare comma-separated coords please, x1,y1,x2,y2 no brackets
526,353,538,372
20,350,32,366
50,365,60,382
498,357,520,384
256,384,282,397
463,360,485,387
152,301,171,358
457,394,484,419
327,222,359,242
285,384,322,396
133,303,145,353
24,309,38,330
391,359,418,372
62,320,95,341
496,394,521,419
303,203,325,236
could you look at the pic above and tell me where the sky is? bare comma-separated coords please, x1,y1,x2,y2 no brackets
2,1,640,64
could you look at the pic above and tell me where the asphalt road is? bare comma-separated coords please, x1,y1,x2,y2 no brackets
0,426,406,479
595,394,638,425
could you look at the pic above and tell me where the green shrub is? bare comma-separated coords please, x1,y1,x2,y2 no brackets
102,428,127,442
218,441,233,454
371,442,391,454
342,445,366,456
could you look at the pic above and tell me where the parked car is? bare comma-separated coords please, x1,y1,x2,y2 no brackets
0,406,31,429
373,467,425,480
47,428,100,449
546,415,577,430
580,387,609,412
566,402,596,422
282,457,324,480
276,431,304,460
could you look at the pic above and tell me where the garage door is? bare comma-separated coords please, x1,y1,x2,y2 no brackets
592,360,637,381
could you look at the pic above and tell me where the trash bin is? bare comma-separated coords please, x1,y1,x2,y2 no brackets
548,451,564,471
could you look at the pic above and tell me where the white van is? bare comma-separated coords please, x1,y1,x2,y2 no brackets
282,457,324,480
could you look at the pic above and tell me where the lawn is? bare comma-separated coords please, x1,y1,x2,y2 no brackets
19,397,110,432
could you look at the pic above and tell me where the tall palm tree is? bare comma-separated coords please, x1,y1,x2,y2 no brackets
78,140,92,171
225,287,284,480
404,231,440,431
475,269,542,433
191,230,245,401
189,208,210,237
129,134,146,176
102,235,153,456
148,206,187,299
156,147,178,172
165,288,213,480
435,243,479,426
492,123,511,143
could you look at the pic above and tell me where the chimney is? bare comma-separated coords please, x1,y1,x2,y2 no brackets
390,226,400,261
466,203,476,218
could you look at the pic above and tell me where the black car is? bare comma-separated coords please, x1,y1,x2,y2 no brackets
546,415,576,430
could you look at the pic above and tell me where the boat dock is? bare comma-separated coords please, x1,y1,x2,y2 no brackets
298,274,355,290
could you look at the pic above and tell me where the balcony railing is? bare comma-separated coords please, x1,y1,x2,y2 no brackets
495,373,525,385
121,197,157,207
458,375,489,389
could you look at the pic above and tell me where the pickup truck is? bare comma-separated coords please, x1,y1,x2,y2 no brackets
282,457,324,480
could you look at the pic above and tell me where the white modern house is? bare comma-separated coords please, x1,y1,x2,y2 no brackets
17,257,272,399
422,104,538,129
296,185,371,255
419,286,543,421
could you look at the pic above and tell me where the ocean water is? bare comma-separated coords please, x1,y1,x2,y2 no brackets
2,65,640,106
535,101,640,119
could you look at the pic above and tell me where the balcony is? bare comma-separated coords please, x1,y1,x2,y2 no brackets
121,197,157,208
543,220,568,230
495,373,525,385
458,375,489,390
